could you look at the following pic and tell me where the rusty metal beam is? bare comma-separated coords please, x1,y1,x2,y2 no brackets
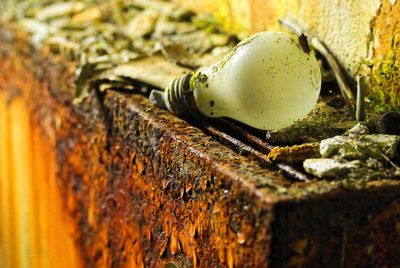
1,22,400,267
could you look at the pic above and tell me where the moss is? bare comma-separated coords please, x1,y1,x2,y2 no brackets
266,101,356,145
189,72,208,90
369,50,400,107
365,92,400,115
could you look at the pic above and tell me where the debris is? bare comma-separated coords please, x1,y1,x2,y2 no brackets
35,2,85,21
153,20,197,37
268,143,320,163
70,6,103,23
168,31,213,54
276,163,310,182
125,9,159,39
320,134,400,160
0,0,236,104
18,19,50,45
303,158,360,178
98,55,190,90
346,123,369,135
266,102,354,144
303,120,400,180
156,43,198,69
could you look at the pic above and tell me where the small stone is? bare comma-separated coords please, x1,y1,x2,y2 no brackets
348,123,369,136
320,136,348,158
303,158,360,178
362,134,400,159
320,134,400,160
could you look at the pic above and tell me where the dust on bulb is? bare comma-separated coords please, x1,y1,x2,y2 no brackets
150,31,322,131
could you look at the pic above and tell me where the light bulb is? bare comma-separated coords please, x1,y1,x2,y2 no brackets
150,31,321,130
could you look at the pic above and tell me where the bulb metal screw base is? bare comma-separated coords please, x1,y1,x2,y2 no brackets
150,73,200,117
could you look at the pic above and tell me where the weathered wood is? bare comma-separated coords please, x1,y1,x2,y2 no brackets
1,21,400,267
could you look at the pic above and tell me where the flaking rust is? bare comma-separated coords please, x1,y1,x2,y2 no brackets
2,21,400,267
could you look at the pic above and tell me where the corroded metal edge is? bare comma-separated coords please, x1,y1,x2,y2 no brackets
0,21,279,267
2,21,400,267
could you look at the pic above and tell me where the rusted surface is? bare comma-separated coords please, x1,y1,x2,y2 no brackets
2,22,400,267
271,188,400,267
0,26,85,268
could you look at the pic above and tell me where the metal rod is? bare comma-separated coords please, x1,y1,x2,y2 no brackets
149,89,167,109
356,75,366,122
204,124,272,166
218,119,274,153
202,123,311,182
276,163,310,182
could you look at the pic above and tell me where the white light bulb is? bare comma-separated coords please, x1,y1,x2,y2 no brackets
151,31,322,130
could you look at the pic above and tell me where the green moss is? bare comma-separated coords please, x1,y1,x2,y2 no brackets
266,101,356,145
369,50,400,107
365,92,400,115
189,72,208,90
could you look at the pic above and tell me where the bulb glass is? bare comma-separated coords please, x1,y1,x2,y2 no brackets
192,31,321,130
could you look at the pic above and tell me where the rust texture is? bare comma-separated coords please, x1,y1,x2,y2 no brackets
0,24,85,267
2,22,400,267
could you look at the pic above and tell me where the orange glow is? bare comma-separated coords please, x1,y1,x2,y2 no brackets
0,89,83,268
